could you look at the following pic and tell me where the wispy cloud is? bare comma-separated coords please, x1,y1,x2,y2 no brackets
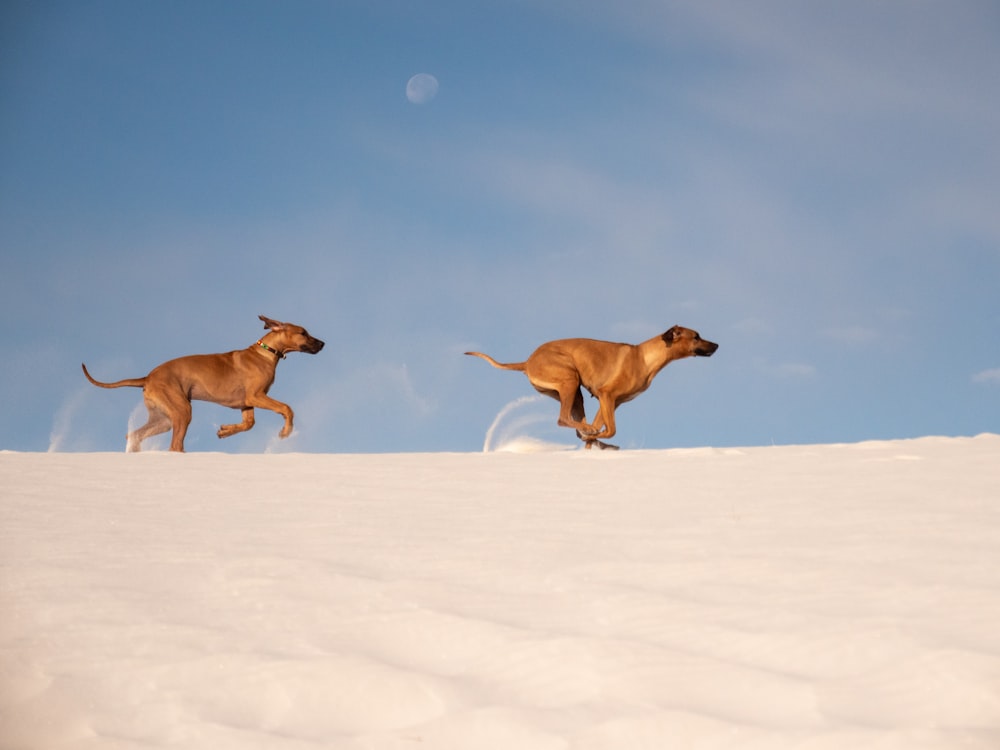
973,369,1000,385
331,362,436,418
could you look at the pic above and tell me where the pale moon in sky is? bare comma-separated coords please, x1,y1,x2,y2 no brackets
406,73,439,104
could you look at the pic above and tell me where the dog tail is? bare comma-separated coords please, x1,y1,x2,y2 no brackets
81,363,147,389
464,351,527,372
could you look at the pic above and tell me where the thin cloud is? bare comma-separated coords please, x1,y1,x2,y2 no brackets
973,369,1000,385
334,362,436,418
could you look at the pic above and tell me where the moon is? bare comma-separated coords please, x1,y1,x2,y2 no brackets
406,73,439,104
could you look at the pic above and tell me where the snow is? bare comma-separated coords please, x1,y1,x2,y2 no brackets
2,435,999,749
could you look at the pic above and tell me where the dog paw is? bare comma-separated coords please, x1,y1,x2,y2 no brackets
584,439,619,451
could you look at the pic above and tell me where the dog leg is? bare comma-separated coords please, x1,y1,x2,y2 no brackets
567,389,614,449
167,400,193,453
587,393,619,440
578,393,621,450
561,389,617,449
218,407,255,439
556,386,599,436
536,382,595,439
586,439,620,451
141,388,194,452
127,405,171,452
571,387,589,442
246,394,295,439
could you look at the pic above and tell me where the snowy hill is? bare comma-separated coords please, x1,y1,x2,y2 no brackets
2,436,999,749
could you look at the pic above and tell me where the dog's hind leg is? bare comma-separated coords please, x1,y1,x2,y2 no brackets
127,402,172,452
533,380,612,448
569,388,594,444
553,383,601,438
144,389,193,452
572,407,615,449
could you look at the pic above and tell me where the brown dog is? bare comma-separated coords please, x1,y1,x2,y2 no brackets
466,326,718,449
82,315,324,452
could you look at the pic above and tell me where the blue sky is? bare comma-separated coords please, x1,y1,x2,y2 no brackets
2,0,998,453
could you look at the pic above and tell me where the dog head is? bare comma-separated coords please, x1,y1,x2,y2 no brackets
259,315,325,355
663,326,718,357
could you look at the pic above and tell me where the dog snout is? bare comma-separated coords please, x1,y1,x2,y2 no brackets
306,338,325,354
696,340,719,357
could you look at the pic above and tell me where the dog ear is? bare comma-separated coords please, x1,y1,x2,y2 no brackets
662,326,682,344
259,315,283,331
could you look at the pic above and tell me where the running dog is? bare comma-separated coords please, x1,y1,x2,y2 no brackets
82,315,324,452
466,326,717,449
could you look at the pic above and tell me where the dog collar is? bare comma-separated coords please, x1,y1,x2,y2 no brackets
256,340,285,359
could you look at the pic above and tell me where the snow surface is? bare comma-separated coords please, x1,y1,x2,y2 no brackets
2,435,999,749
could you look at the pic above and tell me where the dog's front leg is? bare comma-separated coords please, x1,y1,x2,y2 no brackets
586,394,618,440
218,407,255,439
247,395,295,439
582,401,620,450
576,422,620,449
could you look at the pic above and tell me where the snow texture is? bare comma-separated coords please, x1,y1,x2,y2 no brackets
2,435,999,748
